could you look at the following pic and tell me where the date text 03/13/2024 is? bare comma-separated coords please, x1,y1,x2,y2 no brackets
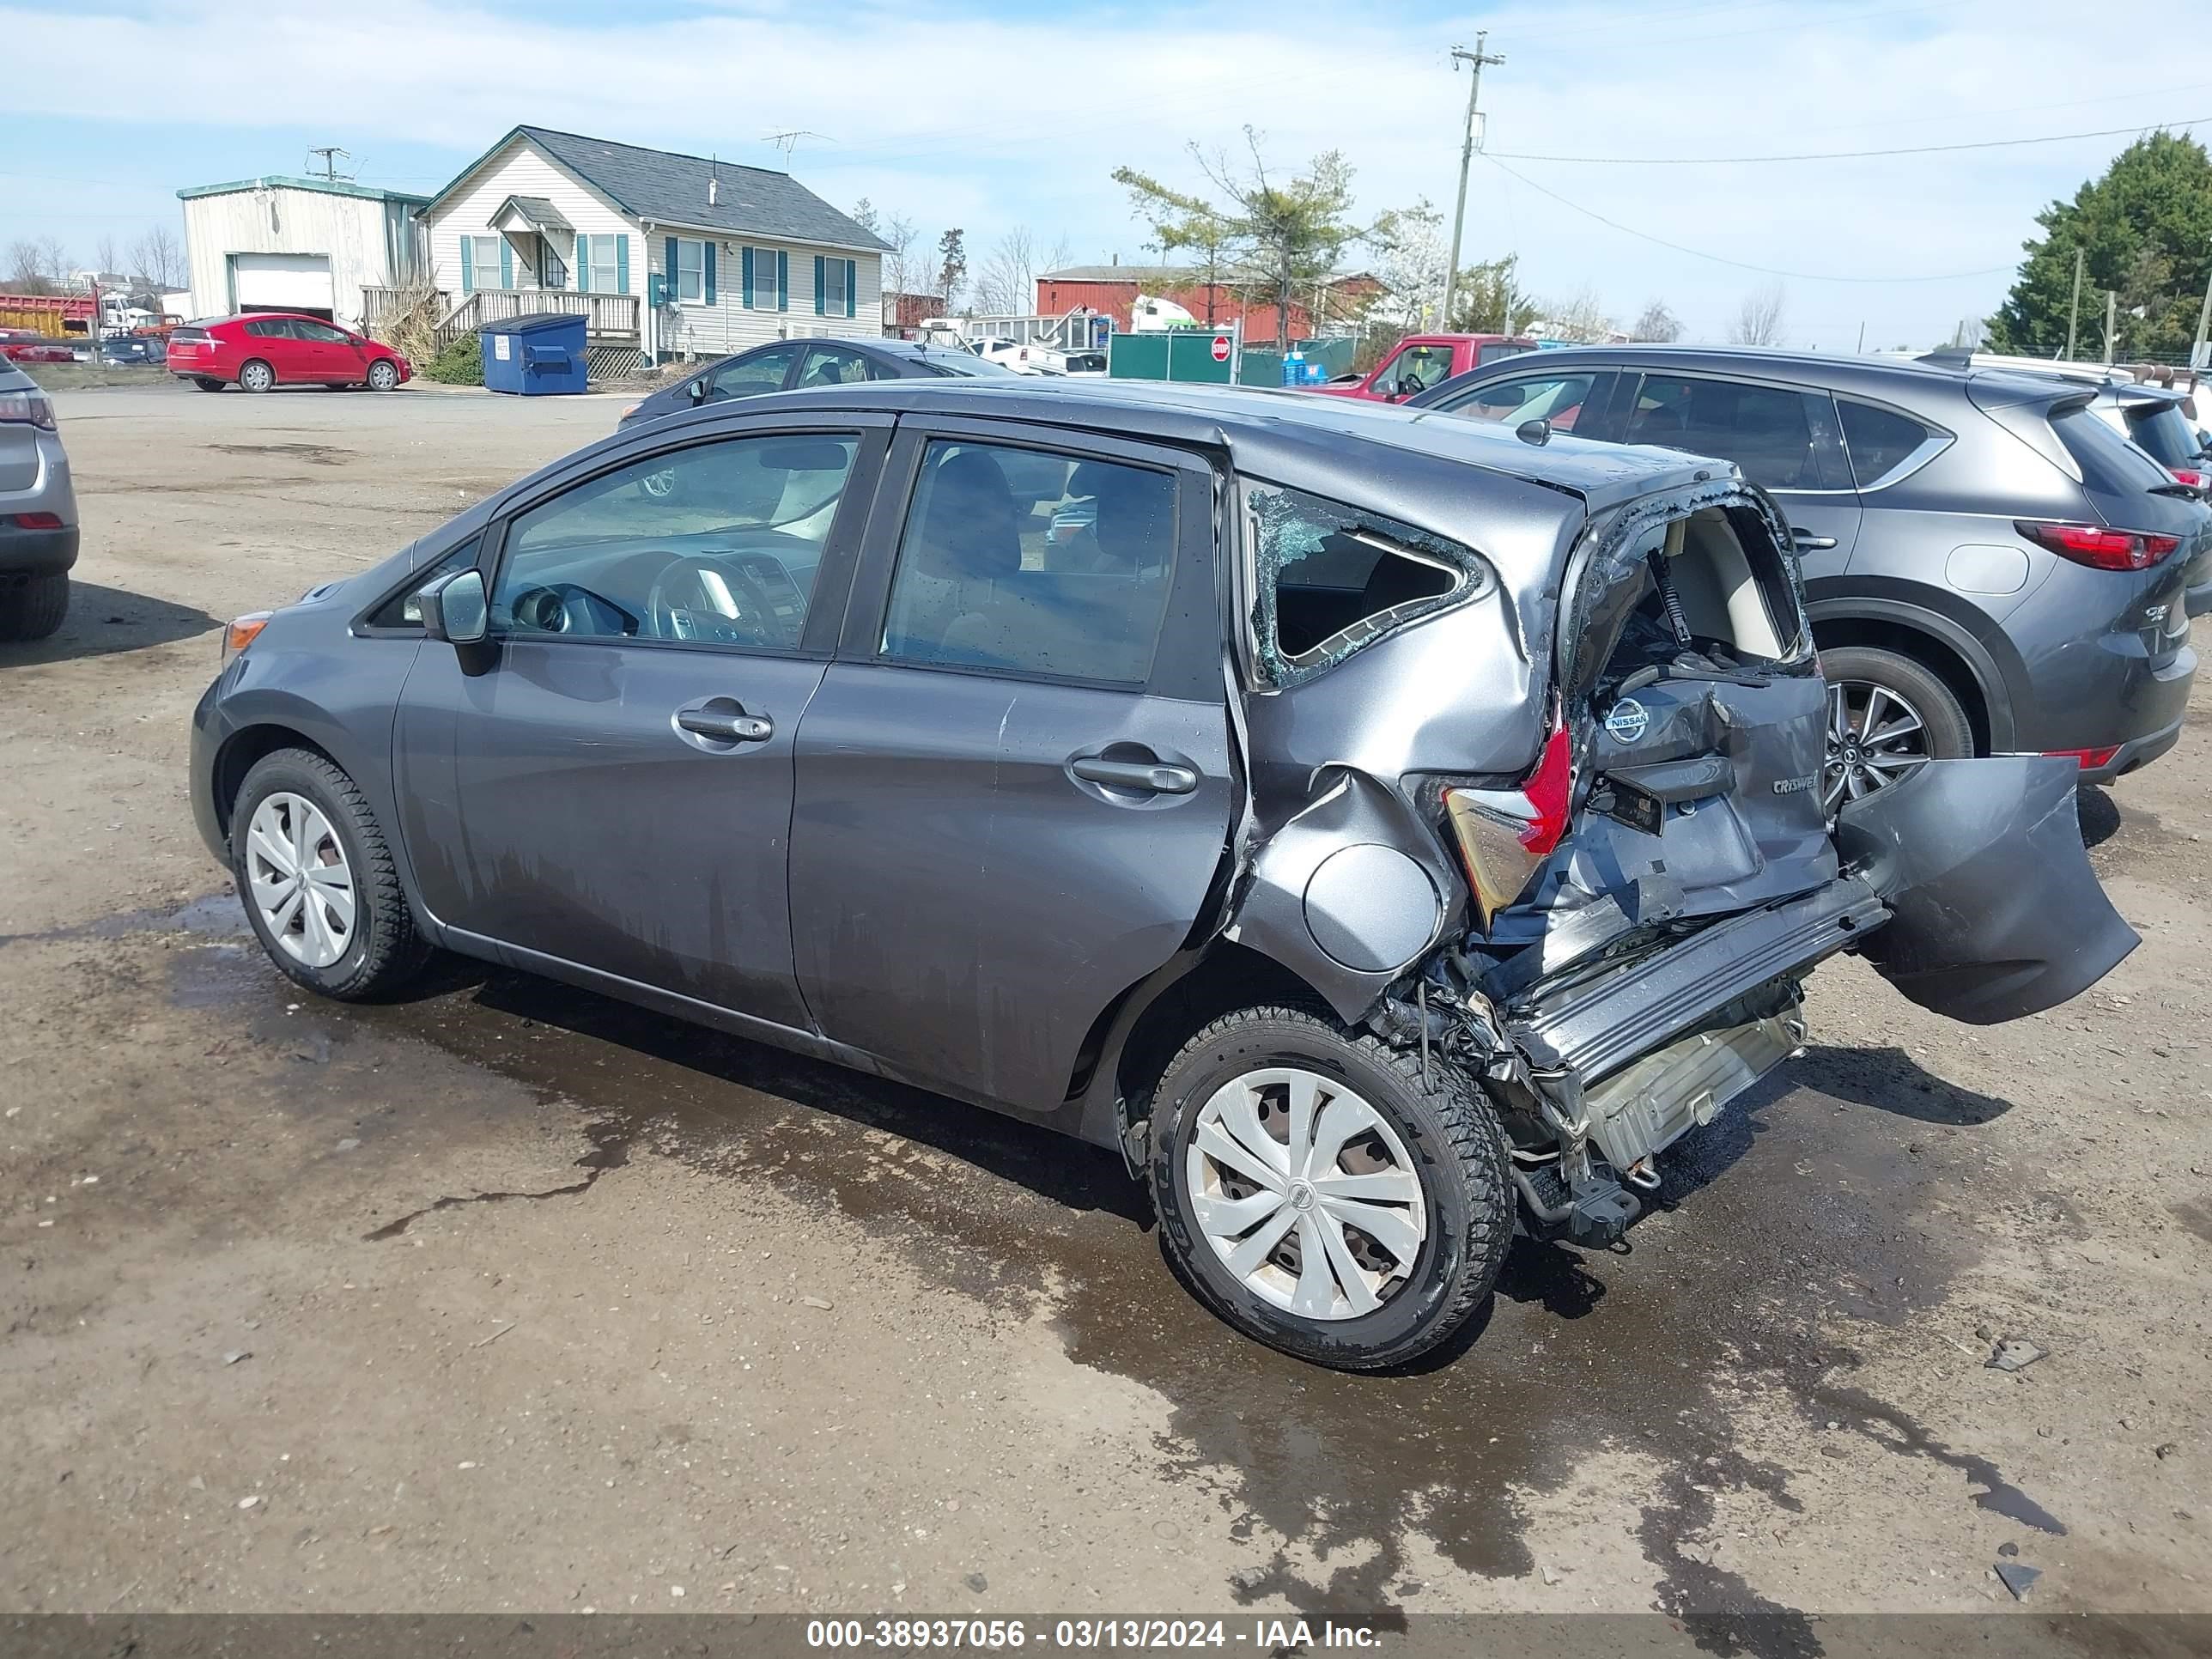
804,1620,1386,1650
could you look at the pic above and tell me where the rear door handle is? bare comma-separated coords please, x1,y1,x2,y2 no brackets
676,702,773,744
1790,528,1838,550
1070,757,1199,794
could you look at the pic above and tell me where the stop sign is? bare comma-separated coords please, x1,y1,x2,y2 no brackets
1210,334,1231,362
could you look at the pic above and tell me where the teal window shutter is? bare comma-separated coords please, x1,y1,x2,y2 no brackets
703,242,716,306
813,256,825,316
776,251,788,312
616,234,630,295
574,233,589,293
741,246,755,308
665,236,678,301
846,259,857,319
459,237,474,292
498,238,513,289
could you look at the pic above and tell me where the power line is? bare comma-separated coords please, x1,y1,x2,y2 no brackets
1480,155,2014,283
1490,115,2212,167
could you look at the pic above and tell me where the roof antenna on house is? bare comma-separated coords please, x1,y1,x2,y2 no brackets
306,146,353,182
763,130,830,162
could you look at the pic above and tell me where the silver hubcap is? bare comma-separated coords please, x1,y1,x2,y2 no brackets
370,363,394,388
1825,678,1929,810
243,363,271,390
1184,1067,1428,1322
244,793,356,969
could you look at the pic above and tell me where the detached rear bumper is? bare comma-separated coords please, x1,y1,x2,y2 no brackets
0,520,78,577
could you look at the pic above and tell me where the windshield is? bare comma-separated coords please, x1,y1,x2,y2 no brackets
2123,400,2204,469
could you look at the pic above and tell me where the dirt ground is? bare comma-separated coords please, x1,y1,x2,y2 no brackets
2,383,2207,1642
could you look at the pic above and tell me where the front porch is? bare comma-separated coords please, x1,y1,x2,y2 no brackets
363,284,643,373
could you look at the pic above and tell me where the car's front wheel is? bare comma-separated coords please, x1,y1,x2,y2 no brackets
1148,1006,1512,1371
366,359,399,392
231,749,431,1001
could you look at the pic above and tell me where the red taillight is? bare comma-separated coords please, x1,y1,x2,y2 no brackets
11,512,64,529
2172,468,2206,489
2045,745,2120,770
2015,520,2181,572
0,391,56,430
1440,717,1575,927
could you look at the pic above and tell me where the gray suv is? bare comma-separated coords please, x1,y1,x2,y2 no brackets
1410,347,2205,805
187,381,2132,1370
0,360,79,641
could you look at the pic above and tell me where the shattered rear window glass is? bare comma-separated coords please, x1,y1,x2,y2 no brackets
1245,482,1484,687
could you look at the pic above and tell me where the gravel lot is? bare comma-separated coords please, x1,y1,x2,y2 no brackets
2,383,2207,1641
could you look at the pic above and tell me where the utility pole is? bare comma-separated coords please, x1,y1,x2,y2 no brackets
1441,33,1504,334
2063,246,2084,361
2103,289,2117,365
306,147,350,182
2191,240,2212,371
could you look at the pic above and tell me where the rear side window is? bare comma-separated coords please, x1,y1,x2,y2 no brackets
2122,401,2203,470
1626,375,1835,489
1837,398,1936,487
2052,404,2175,495
1247,484,1480,687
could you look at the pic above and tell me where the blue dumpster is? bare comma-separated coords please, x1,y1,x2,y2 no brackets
481,312,587,395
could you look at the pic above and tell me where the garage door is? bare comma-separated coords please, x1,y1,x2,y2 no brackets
232,253,334,318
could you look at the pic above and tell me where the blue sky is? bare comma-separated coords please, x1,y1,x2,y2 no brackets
1,0,2198,348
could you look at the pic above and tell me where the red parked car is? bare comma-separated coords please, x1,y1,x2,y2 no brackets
167,313,411,393
0,329,76,365
1311,332,1537,403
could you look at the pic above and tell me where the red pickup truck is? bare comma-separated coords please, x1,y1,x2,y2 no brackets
1312,332,1537,402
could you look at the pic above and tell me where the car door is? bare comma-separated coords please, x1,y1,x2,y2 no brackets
1621,372,1862,576
787,421,1235,1114
292,317,363,382
392,414,890,1030
241,317,302,380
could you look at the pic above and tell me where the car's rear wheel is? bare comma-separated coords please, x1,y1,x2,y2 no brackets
231,749,431,1001
0,572,69,642
367,359,399,392
238,359,276,393
191,376,225,392
1148,1006,1512,1371
1820,645,1973,812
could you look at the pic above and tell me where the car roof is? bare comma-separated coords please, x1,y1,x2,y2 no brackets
670,376,1733,516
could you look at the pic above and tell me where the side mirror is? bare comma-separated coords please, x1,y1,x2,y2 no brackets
688,379,708,404
420,568,489,646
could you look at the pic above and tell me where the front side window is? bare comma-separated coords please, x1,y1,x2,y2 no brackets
490,433,859,649
1626,375,1831,490
1437,371,1605,433
676,239,705,303
879,441,1176,684
706,344,798,401
1247,484,1476,687
1380,343,1454,398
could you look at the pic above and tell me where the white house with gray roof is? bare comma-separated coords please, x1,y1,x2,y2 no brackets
410,125,890,369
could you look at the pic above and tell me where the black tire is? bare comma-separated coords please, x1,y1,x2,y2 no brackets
367,360,399,392
1820,646,1973,756
0,572,68,642
191,376,226,392
1147,1006,1513,1371
238,358,276,393
230,748,432,1001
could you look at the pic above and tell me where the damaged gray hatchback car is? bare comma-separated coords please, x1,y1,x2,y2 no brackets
188,380,2136,1370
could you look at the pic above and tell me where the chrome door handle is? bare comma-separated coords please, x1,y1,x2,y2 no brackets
1071,757,1198,794
676,706,772,743
1790,528,1838,550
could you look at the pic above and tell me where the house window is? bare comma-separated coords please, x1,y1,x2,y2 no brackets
823,256,848,317
590,238,621,295
750,247,780,309
676,238,705,303
541,240,568,291
469,236,503,290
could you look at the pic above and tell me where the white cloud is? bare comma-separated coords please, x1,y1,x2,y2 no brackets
1,0,2191,345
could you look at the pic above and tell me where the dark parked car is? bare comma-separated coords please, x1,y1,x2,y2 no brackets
618,336,1018,428
97,334,166,366
189,381,2134,1370
1408,347,2206,803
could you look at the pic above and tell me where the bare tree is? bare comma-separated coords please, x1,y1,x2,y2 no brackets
1729,282,1788,346
129,225,185,290
1631,298,1682,343
6,240,54,292
1538,284,1613,344
975,226,1050,316
94,234,123,277
877,212,918,307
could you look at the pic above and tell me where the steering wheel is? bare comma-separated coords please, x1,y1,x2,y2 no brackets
646,554,789,646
